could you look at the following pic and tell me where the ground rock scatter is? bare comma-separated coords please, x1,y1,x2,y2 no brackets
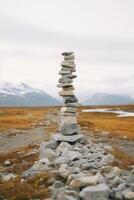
22,52,134,200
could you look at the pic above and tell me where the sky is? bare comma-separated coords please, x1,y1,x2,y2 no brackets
0,0,134,99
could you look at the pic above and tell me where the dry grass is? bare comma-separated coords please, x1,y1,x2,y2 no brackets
110,147,134,169
0,172,53,200
0,107,59,132
0,144,39,174
78,104,134,139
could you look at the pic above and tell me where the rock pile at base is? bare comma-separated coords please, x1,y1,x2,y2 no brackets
22,138,134,200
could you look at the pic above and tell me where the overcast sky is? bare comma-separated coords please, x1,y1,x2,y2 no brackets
0,0,134,99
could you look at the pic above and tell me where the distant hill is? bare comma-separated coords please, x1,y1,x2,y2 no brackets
82,93,134,105
0,82,60,106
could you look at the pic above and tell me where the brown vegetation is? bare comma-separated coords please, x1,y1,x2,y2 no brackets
110,147,134,169
78,105,134,139
0,172,52,200
0,107,59,132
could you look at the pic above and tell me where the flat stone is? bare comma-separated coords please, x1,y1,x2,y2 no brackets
57,142,72,153
61,60,76,68
62,86,75,91
60,124,80,135
99,154,114,166
69,174,99,189
58,164,72,179
66,59,75,63
39,148,58,159
64,55,75,60
62,51,74,56
124,191,134,199
61,66,76,72
59,70,71,75
57,83,73,88
63,96,78,104
61,112,77,117
61,107,77,113
79,183,110,200
52,133,85,143
39,140,58,150
53,188,79,200
65,102,80,107
61,116,77,124
59,77,72,84
62,74,77,79
59,90,74,96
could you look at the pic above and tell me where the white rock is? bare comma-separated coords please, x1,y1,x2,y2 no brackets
69,174,99,189
124,192,134,199
59,90,74,96
39,148,58,159
61,116,77,124
58,164,71,179
57,142,72,154
4,160,12,166
1,173,17,181
79,183,110,200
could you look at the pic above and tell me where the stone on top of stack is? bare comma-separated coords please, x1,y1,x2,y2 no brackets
53,51,84,143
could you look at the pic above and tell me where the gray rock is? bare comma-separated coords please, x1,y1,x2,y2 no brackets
63,74,77,79
60,124,80,135
79,183,110,200
59,77,72,84
58,164,72,179
59,70,72,75
22,159,50,178
99,154,114,166
53,180,65,189
61,107,77,113
124,191,134,199
52,133,85,143
63,86,75,92
53,188,80,200
115,191,123,199
61,60,76,68
63,95,78,104
69,174,99,189
65,102,80,108
106,167,121,179
39,147,58,160
62,51,74,56
64,55,75,60
57,142,72,154
39,139,58,150
61,115,77,124
61,67,76,73
57,83,73,87
59,90,74,96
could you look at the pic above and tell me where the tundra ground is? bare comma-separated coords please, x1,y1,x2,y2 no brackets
0,105,134,199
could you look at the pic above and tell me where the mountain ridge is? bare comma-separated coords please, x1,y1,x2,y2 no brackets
0,81,60,107
82,92,134,105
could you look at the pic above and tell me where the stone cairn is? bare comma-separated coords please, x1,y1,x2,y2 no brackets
52,51,84,143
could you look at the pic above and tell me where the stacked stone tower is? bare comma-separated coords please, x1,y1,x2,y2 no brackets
55,51,83,142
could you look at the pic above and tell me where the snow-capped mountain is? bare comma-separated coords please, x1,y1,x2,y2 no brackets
0,81,60,106
82,93,134,105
